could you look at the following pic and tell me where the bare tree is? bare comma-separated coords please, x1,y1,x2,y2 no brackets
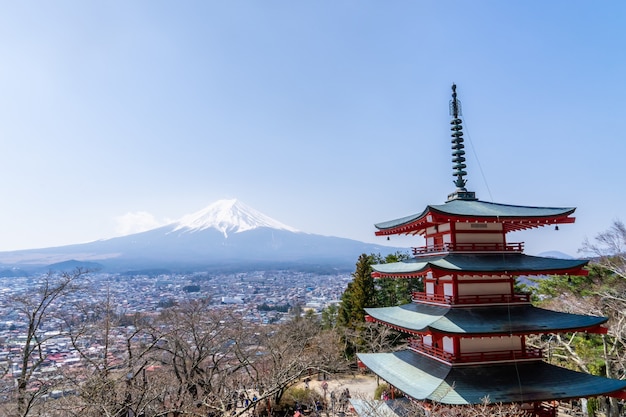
1,277,349,417
62,292,164,417
137,300,347,417
1,268,87,417
520,221,626,417
152,299,258,416
350,391,532,417
581,219,626,278
250,312,348,415
359,322,404,354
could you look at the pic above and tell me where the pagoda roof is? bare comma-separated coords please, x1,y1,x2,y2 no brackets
371,253,588,278
357,350,626,405
364,303,607,335
374,199,576,236
350,399,411,417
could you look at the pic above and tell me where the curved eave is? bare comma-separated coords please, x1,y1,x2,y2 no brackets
365,303,607,335
371,254,589,279
374,207,431,236
374,201,577,236
357,350,626,405
371,266,587,279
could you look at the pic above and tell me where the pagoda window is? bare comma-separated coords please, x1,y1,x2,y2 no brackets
443,283,454,297
426,235,446,248
423,334,432,346
442,336,455,354
426,225,438,235
425,281,434,295
423,224,451,251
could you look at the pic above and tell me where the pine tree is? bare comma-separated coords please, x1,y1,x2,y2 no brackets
375,252,421,307
338,253,377,328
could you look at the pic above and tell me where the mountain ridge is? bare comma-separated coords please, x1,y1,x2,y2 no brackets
0,199,402,274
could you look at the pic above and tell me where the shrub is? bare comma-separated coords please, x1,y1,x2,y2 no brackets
373,383,389,401
280,386,324,413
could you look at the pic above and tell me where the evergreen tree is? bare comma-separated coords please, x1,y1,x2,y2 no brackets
374,251,421,307
338,254,377,328
337,252,421,359
320,303,339,330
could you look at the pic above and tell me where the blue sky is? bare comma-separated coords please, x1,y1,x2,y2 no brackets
1,1,624,256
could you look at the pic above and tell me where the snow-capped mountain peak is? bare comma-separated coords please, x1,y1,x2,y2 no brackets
173,199,299,238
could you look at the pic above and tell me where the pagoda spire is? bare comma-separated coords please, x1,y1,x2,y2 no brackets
447,84,476,201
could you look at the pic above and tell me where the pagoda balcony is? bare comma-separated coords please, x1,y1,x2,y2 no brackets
412,291,531,306
412,242,524,255
408,338,543,364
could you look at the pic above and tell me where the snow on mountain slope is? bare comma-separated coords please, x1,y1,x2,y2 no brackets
172,199,299,238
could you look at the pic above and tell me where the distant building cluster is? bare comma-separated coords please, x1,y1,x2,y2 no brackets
0,269,351,397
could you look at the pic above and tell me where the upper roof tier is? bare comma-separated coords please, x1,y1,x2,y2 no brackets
374,199,576,236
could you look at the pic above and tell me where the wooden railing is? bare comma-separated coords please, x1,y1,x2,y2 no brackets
412,242,524,255
412,291,531,306
407,338,454,362
456,348,542,363
411,292,451,304
408,338,543,364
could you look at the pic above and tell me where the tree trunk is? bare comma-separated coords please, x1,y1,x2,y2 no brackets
602,336,620,417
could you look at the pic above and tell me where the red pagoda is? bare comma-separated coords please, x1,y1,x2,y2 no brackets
356,84,626,414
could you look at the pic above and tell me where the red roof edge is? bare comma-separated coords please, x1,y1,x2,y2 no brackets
375,210,576,236
586,325,608,335
609,390,626,400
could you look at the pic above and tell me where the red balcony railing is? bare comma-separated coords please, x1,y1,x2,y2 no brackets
411,292,451,304
412,242,524,255
412,291,531,306
407,338,454,362
408,338,543,364
456,348,543,363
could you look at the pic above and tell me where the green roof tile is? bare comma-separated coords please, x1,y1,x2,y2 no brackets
364,303,607,334
371,253,588,276
375,200,575,231
432,200,575,218
358,351,626,404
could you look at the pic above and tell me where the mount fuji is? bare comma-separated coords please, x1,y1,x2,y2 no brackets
173,199,299,237
0,199,400,274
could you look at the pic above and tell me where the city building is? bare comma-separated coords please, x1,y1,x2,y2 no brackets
357,85,626,416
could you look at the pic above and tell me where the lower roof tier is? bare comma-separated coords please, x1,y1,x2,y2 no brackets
350,398,411,417
364,303,607,335
371,253,588,278
357,350,626,405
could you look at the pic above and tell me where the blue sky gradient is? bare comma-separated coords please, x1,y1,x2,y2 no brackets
1,2,624,256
